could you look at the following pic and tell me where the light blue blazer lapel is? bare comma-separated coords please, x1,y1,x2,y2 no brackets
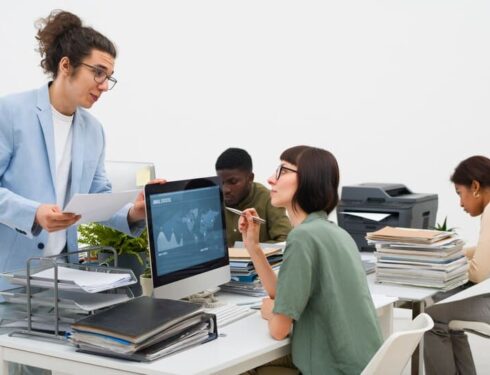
69,111,85,201
36,85,56,197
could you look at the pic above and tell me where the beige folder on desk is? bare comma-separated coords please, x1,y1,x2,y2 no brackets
228,247,282,259
366,226,453,244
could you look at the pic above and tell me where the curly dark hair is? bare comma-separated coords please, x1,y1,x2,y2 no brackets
35,10,117,78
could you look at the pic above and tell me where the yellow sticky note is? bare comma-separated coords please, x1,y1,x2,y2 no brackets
136,167,151,187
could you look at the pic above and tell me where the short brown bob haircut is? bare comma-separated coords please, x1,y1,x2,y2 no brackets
280,145,339,215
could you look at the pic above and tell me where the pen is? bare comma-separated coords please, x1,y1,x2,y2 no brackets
225,207,266,224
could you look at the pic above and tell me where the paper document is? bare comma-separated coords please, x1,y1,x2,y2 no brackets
64,190,139,224
136,167,152,187
32,267,133,293
341,212,392,222
233,241,286,250
229,247,281,259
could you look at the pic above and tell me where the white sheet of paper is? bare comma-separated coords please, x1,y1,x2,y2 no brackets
341,211,392,222
63,190,139,224
32,267,133,293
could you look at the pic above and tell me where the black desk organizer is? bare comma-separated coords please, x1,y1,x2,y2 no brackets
4,246,136,342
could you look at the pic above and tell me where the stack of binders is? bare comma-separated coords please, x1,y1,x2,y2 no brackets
366,226,468,290
71,296,217,362
219,247,283,297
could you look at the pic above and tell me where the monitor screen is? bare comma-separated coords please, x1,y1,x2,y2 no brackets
145,176,230,300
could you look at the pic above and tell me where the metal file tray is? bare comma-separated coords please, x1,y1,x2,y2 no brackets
1,262,137,293
0,286,132,313
0,300,85,332
2,314,78,333
2,247,137,342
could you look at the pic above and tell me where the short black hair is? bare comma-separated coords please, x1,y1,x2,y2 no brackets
280,145,340,215
451,155,490,188
215,148,253,172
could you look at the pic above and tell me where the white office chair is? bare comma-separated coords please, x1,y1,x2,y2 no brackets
361,313,434,375
440,277,490,338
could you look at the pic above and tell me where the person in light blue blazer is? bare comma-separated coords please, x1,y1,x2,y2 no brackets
0,10,151,294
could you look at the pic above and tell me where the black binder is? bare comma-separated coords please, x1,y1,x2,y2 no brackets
71,296,218,361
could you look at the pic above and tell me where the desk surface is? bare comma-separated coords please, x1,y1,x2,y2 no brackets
367,274,439,302
1,313,287,375
361,252,440,302
361,252,440,375
0,294,396,375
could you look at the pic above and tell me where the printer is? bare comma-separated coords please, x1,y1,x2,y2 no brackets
337,183,438,252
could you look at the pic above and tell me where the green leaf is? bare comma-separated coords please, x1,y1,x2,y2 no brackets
433,216,456,232
78,223,150,271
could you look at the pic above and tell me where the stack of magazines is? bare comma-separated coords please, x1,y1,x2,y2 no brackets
366,226,468,290
219,247,283,297
71,296,217,362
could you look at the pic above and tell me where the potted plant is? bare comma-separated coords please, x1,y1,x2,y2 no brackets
139,263,153,297
78,223,151,295
434,216,456,232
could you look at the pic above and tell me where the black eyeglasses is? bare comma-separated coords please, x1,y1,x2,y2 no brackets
80,63,117,90
275,164,297,180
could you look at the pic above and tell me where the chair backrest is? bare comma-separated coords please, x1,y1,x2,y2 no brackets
437,278,490,338
105,160,156,192
361,313,434,375
448,320,490,338
437,278,490,305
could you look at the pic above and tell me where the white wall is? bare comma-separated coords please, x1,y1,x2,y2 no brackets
1,0,489,244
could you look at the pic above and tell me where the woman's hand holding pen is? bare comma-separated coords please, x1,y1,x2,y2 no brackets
238,208,261,253
240,208,278,299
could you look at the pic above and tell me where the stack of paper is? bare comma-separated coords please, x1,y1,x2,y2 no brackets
367,227,468,290
0,287,131,312
219,247,283,297
71,297,217,362
32,267,134,293
366,226,454,244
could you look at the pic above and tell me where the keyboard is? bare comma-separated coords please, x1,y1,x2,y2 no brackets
206,304,256,327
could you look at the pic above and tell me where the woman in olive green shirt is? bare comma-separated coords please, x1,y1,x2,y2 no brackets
240,146,382,375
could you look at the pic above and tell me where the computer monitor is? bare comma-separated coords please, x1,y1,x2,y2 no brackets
105,160,156,192
145,176,231,300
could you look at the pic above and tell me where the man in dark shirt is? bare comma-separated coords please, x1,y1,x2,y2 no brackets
215,148,291,247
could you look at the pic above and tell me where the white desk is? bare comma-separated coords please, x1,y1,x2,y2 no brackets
0,294,395,375
363,252,441,375
361,253,440,310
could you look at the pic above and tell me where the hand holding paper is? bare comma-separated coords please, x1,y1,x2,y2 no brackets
35,204,81,232
128,178,167,223
63,190,139,225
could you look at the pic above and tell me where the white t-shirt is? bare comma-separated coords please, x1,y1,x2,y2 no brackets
44,106,74,256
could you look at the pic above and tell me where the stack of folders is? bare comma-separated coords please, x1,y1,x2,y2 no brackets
71,296,217,362
219,247,283,297
366,226,468,291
